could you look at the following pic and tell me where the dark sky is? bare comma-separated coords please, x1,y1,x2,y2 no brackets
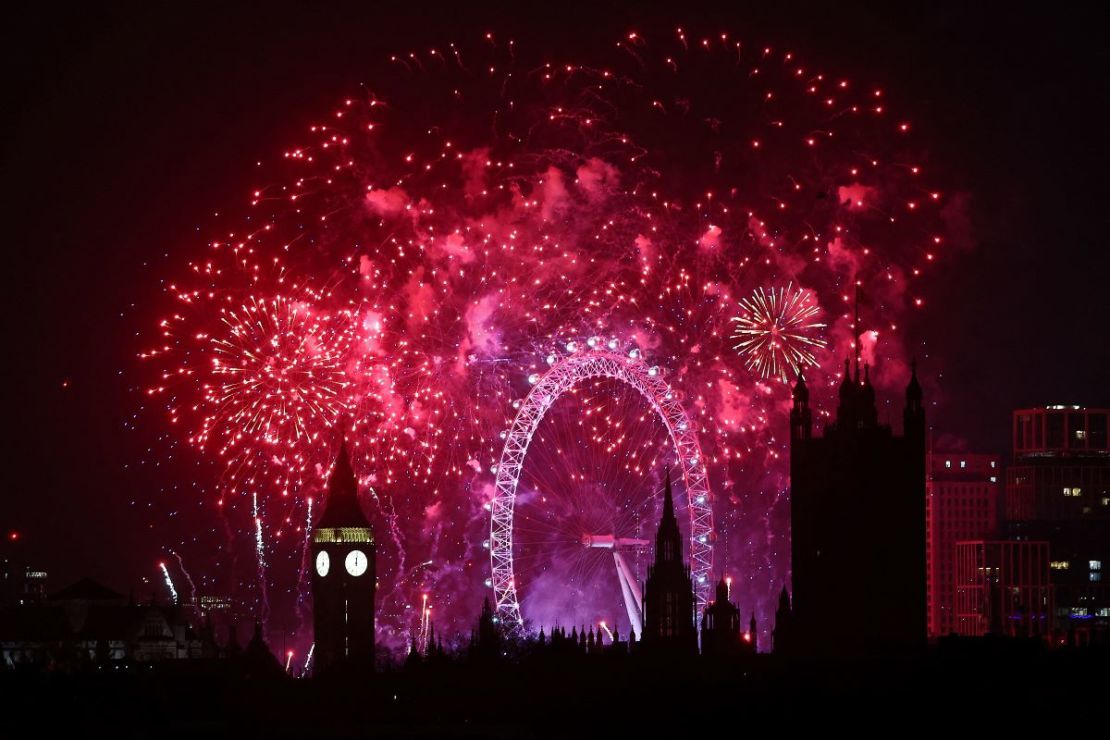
3,1,1108,592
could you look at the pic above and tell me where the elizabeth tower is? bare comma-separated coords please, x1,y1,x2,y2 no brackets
311,441,375,671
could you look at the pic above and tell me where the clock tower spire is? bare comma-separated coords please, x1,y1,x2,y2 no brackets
311,438,375,673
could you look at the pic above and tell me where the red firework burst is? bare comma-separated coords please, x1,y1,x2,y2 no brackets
199,295,353,456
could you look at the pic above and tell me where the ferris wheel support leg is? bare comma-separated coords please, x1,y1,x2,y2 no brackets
614,551,643,639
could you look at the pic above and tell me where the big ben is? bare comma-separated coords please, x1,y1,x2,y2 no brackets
311,440,375,672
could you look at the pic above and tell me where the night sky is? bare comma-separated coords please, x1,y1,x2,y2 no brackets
3,2,1108,598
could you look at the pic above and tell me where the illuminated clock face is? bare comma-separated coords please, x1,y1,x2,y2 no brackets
345,549,368,577
315,551,330,577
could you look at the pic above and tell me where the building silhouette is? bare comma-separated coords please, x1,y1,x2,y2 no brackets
700,577,756,657
469,597,502,661
311,440,376,672
771,586,794,655
788,362,926,654
0,545,48,610
0,577,204,668
926,448,1001,637
1005,406,1109,643
639,469,697,655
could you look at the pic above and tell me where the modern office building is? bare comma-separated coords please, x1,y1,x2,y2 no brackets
1005,406,1109,643
954,540,1052,637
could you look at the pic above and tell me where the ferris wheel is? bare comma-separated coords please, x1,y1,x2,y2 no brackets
489,342,715,637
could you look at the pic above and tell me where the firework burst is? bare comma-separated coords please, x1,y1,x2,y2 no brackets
200,295,353,457
139,27,957,650
730,284,827,382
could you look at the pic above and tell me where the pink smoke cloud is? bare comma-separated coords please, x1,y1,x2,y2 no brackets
539,167,569,221
457,294,501,372
460,147,491,199
365,186,410,216
827,235,862,276
634,234,655,266
403,268,437,330
699,224,722,250
575,157,619,200
838,183,878,210
438,232,476,264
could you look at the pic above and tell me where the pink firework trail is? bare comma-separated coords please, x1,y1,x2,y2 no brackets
142,28,959,650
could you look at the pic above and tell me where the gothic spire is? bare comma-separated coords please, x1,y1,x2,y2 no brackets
839,357,852,393
317,438,370,528
655,468,683,564
662,467,676,524
792,371,809,404
837,357,859,430
906,358,923,403
715,576,729,605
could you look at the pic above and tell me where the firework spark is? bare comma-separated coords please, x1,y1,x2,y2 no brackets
159,562,179,604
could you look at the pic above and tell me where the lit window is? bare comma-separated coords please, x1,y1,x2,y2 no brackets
1091,561,1102,571
1102,498,1109,507
945,460,951,468
990,461,996,469
1050,561,1070,570
1063,487,1082,497
960,461,967,469
1092,573,1103,583
1076,430,1087,440
1070,608,1089,617
990,476,997,483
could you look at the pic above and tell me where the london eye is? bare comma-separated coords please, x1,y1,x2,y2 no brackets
489,343,715,637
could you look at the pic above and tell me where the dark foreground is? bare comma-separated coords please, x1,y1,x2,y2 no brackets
2,641,1106,738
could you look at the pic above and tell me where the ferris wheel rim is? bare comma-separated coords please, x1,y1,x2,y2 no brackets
489,348,715,636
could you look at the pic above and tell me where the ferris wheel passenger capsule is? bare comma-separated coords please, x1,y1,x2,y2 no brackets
527,373,540,385
566,341,578,352
607,338,619,350
628,348,641,359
